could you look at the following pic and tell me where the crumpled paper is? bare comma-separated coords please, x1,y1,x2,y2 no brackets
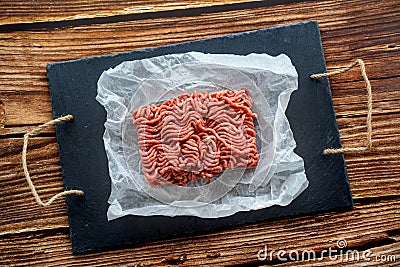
96,52,309,220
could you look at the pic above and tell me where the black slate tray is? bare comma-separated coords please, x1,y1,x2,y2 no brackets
47,20,353,254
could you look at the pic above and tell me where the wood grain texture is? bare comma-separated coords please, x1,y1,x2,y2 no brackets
0,137,69,235
0,0,257,25
0,0,399,265
0,199,399,266
0,0,399,126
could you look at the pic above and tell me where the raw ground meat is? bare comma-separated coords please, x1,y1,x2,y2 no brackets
132,88,259,187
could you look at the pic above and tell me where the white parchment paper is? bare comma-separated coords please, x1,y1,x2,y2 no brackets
96,52,309,220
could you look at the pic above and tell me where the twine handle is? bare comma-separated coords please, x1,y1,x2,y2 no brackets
310,59,373,154
22,114,84,207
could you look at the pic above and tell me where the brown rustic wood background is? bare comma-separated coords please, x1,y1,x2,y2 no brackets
0,0,399,266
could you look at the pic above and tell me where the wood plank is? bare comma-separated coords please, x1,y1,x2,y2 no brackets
0,112,399,234
0,198,398,266
0,136,69,235
0,0,399,126
0,0,256,25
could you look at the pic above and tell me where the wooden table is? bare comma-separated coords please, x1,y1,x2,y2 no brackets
1,1,399,266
